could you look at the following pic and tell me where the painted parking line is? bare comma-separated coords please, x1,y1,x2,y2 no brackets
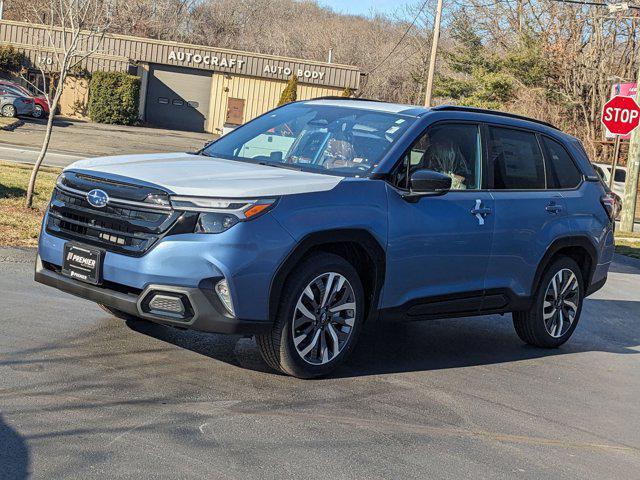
0,144,84,168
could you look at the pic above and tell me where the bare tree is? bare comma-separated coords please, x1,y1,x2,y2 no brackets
23,0,109,208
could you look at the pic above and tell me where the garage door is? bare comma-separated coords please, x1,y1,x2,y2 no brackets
145,64,212,132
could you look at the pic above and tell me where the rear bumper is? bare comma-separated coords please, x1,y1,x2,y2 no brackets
34,254,271,335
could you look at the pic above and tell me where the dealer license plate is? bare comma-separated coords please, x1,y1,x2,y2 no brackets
61,243,103,285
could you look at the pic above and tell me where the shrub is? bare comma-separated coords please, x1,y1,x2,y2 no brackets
88,71,140,125
0,45,26,73
278,75,298,105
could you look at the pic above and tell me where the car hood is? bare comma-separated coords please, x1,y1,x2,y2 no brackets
65,152,343,198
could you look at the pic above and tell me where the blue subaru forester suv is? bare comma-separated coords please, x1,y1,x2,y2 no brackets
35,99,614,378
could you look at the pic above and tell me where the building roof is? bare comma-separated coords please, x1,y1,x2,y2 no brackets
0,20,361,90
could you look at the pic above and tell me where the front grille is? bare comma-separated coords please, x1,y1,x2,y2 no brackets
46,187,181,256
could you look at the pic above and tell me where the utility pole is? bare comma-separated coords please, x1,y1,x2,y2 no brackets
621,108,640,231
424,0,443,107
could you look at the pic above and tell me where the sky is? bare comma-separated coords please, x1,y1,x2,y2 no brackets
317,0,414,17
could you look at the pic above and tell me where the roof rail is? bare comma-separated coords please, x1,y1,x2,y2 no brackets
310,96,383,102
431,105,558,130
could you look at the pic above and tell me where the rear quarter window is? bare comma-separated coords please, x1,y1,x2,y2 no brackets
542,137,582,189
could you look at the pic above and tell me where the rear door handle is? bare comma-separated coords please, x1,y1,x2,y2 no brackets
545,202,563,214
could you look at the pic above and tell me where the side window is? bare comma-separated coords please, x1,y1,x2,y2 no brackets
542,137,582,189
393,123,481,190
489,127,545,189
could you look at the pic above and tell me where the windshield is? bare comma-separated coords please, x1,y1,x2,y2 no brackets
200,103,416,176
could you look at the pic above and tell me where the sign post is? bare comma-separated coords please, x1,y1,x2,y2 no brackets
610,134,621,190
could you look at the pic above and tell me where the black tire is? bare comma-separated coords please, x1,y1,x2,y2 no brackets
2,104,16,117
98,303,141,322
256,252,365,378
513,256,584,348
32,105,44,118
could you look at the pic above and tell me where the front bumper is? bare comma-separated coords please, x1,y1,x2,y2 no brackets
35,254,271,335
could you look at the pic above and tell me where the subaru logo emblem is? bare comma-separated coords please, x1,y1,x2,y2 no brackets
87,189,109,208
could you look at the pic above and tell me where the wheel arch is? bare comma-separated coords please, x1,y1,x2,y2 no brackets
531,235,597,298
268,229,386,323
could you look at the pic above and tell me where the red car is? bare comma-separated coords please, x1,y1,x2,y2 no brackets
0,80,50,118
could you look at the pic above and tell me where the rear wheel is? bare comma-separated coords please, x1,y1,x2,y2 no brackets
513,256,583,348
33,105,44,118
2,104,16,117
98,303,141,322
256,253,364,378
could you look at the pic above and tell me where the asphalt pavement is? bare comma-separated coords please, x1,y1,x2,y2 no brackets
1,247,639,479
0,118,213,168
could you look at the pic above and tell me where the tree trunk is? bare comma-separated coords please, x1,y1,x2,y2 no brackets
24,112,55,209
25,75,64,209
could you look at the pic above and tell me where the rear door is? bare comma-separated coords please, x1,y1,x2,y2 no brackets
485,126,573,299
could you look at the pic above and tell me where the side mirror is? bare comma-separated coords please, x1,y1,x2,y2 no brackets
409,169,452,194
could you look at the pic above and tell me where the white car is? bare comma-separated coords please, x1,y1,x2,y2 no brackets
593,162,626,197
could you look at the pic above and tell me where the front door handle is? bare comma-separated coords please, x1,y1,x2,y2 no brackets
545,202,563,214
471,199,492,225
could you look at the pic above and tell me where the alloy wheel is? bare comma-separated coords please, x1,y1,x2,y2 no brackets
33,105,44,118
2,105,16,117
543,268,580,338
291,272,356,365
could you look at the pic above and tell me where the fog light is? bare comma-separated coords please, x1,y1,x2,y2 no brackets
148,294,185,315
215,279,234,316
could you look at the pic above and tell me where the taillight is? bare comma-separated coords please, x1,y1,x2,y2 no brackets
600,192,615,220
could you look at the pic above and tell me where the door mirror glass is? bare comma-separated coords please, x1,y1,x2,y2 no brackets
410,168,452,194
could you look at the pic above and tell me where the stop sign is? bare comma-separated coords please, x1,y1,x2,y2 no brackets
602,95,640,135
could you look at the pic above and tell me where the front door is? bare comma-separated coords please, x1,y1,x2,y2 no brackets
383,122,495,318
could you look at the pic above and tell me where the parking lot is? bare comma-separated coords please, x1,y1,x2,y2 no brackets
0,247,639,479
0,118,213,167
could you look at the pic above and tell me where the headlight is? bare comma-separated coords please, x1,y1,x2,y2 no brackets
170,196,277,234
195,212,238,234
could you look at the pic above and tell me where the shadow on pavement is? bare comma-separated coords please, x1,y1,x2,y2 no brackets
125,294,640,379
20,117,73,128
0,413,30,480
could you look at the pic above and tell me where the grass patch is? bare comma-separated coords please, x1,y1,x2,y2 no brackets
615,238,640,260
0,161,60,247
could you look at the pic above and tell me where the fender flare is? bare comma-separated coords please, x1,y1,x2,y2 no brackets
530,235,598,295
268,229,386,321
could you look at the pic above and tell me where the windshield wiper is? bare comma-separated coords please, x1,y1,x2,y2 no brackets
257,161,303,171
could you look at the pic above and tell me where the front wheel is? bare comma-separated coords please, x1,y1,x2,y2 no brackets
513,256,583,348
256,253,365,378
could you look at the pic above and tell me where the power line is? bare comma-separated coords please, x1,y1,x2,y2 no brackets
366,0,431,75
548,0,640,8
